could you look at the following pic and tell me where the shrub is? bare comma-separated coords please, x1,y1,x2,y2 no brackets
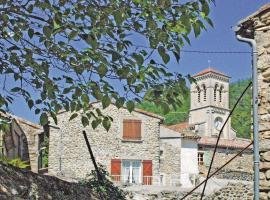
80,164,126,200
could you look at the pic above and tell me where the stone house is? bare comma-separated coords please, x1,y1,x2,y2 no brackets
48,102,164,185
160,125,200,188
0,113,44,172
235,3,270,199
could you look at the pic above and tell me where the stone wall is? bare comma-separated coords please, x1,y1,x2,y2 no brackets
246,5,270,199
124,182,253,200
199,149,253,175
159,142,181,185
48,103,161,181
213,169,253,181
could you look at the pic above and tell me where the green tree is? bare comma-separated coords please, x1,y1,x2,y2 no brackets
230,79,252,139
0,0,214,130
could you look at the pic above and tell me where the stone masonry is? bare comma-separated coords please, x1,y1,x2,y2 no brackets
159,142,181,186
237,3,270,199
48,103,162,181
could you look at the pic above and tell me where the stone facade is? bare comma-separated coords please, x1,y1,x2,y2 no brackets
160,142,181,186
198,148,253,175
48,103,162,184
237,3,270,199
0,113,43,173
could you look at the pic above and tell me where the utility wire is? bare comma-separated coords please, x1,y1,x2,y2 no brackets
180,142,253,200
199,81,252,200
100,39,253,54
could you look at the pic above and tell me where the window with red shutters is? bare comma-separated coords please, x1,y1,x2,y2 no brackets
123,119,141,140
142,160,152,185
111,159,121,182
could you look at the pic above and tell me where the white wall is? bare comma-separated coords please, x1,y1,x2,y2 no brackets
180,139,199,188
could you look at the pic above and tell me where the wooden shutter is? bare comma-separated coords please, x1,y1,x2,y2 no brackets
142,160,152,185
111,159,121,182
123,119,141,140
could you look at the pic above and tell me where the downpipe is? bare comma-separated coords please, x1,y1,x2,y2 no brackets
236,33,259,200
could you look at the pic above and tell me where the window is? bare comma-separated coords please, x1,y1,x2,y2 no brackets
123,119,141,140
122,160,141,184
197,86,201,103
219,86,224,102
198,152,204,165
202,84,206,101
111,159,152,185
214,84,218,101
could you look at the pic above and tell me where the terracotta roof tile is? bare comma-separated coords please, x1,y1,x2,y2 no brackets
193,68,230,78
198,136,253,150
165,122,190,132
164,123,200,139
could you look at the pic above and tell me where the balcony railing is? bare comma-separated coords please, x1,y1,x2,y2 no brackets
110,174,198,186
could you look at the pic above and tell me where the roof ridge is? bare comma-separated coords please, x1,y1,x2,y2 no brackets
193,67,230,78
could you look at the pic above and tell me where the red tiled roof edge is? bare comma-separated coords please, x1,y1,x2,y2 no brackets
193,68,231,78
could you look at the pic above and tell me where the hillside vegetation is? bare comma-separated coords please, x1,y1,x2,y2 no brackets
138,79,252,139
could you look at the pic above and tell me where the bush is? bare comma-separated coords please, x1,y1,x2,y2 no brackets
0,156,29,169
80,164,126,200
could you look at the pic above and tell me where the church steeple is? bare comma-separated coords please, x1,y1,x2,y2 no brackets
189,68,234,139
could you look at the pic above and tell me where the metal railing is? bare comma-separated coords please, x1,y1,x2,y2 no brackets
110,174,198,186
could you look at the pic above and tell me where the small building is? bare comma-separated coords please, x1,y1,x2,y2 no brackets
160,125,200,188
0,113,44,172
48,102,163,185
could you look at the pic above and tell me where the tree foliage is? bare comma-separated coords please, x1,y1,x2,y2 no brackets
230,79,252,139
0,0,214,129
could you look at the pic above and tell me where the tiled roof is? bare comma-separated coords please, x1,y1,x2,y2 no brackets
165,122,190,132
198,136,253,150
133,108,164,120
164,123,200,139
193,68,230,78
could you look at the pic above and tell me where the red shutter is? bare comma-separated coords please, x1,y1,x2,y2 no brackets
123,119,141,140
143,160,152,185
111,159,121,182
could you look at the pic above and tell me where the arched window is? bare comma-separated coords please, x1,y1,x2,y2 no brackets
197,86,201,103
219,85,224,102
214,84,218,101
202,84,206,101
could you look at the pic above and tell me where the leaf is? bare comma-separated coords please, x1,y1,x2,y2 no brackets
43,26,52,38
132,53,144,66
102,96,111,108
115,97,125,108
158,46,170,64
91,119,100,129
126,100,135,113
69,30,78,40
35,109,41,114
81,94,89,104
27,99,34,109
40,113,48,126
173,51,180,63
69,113,78,121
81,116,89,127
28,29,34,39
97,64,108,78
113,11,123,25
102,117,111,131
193,22,201,37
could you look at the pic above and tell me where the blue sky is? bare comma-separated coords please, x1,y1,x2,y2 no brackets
8,0,269,123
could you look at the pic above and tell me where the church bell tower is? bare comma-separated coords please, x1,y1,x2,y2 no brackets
189,68,234,139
